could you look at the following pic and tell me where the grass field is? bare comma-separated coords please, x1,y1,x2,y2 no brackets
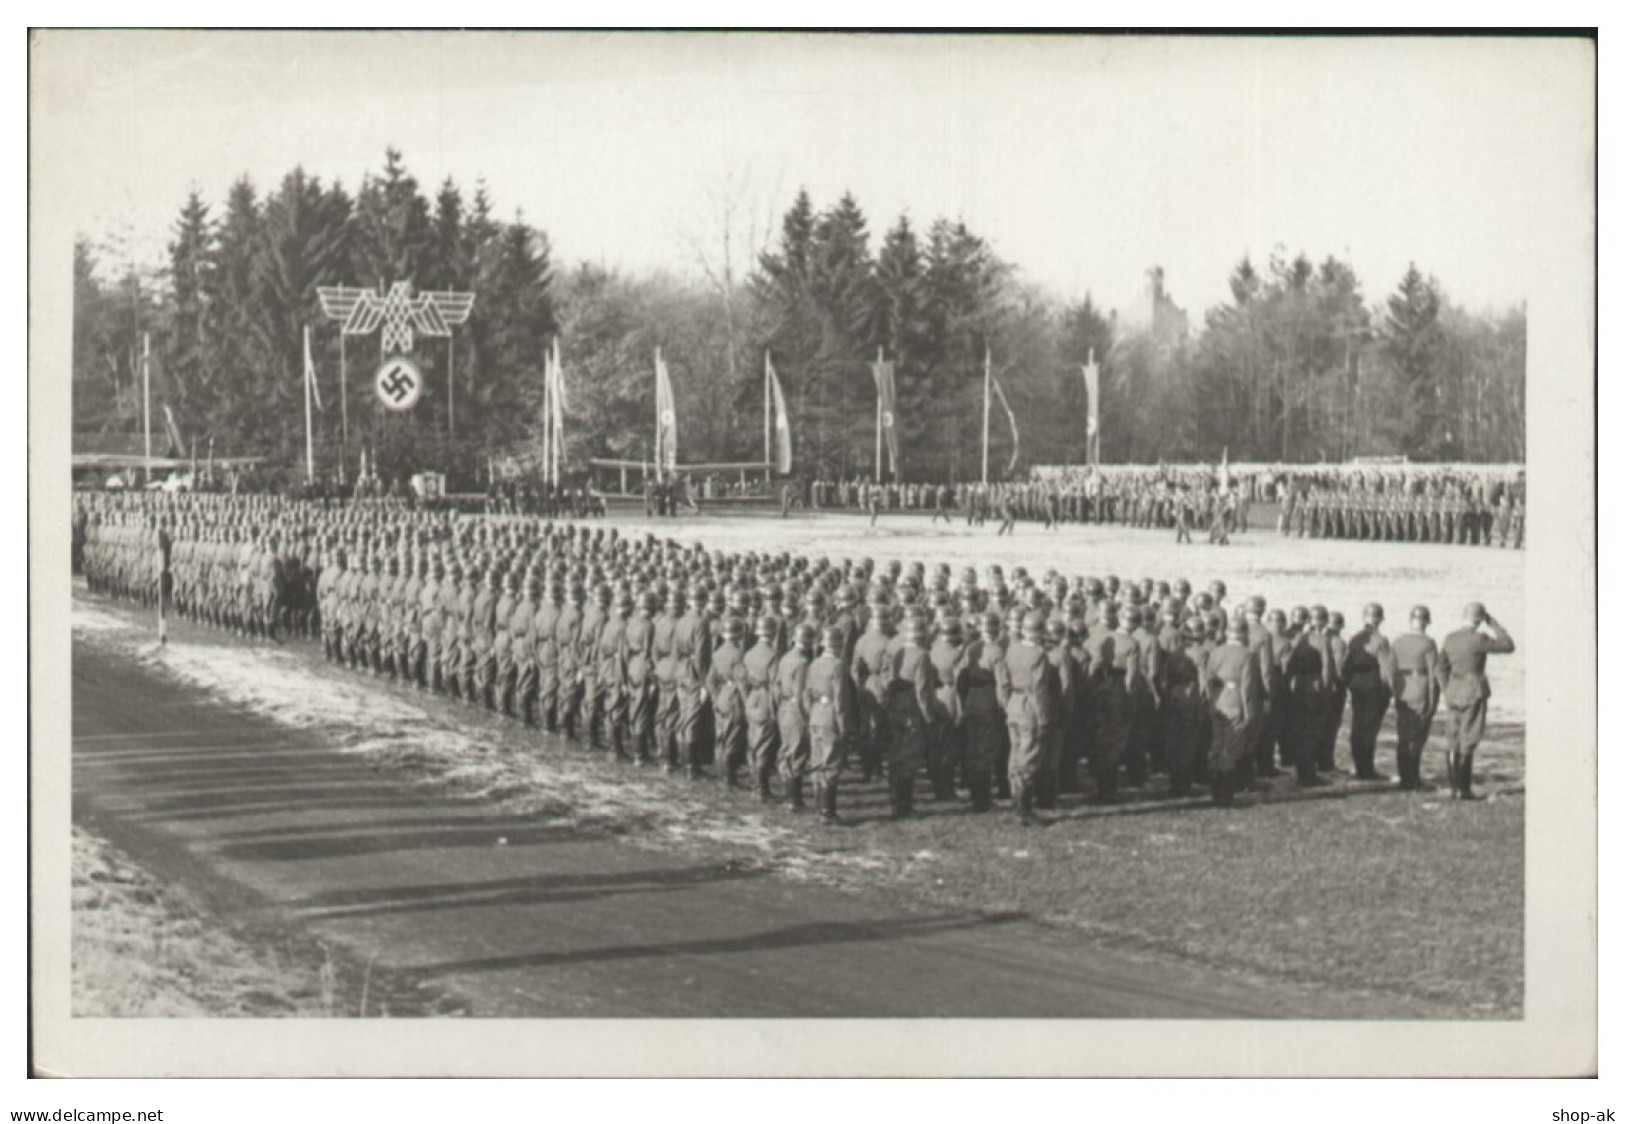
73,512,1525,1018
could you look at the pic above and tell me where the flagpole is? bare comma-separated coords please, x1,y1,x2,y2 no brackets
541,346,552,488
653,348,661,480
763,353,771,473
1086,346,1099,467
981,346,991,485
304,326,316,485
551,341,562,487
142,333,152,487
448,335,456,439
339,332,348,483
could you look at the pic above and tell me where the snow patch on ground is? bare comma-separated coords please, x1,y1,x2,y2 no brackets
72,593,902,879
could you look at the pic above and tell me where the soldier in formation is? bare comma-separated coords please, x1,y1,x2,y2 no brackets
77,490,1517,819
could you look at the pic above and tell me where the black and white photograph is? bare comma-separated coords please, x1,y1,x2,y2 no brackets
26,28,1597,1084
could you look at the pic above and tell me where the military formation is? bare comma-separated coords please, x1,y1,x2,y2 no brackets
1278,484,1523,546
786,465,1524,549
795,475,1251,536
75,490,1517,823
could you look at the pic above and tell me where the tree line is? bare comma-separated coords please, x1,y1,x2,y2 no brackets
72,148,1526,486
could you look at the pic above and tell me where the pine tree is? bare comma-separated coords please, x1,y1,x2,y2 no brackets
1380,263,1445,459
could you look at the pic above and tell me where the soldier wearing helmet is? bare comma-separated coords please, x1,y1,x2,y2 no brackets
1283,602,1334,787
708,614,751,788
1157,609,1205,797
951,609,1007,813
1083,601,1135,804
506,572,540,725
772,621,819,811
1203,614,1261,805
803,625,853,823
594,589,635,756
618,589,660,765
1438,602,1514,800
1317,609,1348,774
881,612,938,818
489,568,520,713
994,610,1059,824
1344,602,1396,781
667,583,714,779
851,589,896,784
451,563,481,703
1252,607,1293,777
564,582,602,742
1390,604,1441,791
1041,616,1080,808
740,614,784,800
1126,602,1164,784
924,616,966,804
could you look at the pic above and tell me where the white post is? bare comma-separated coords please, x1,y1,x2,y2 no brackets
763,353,771,474
339,332,348,481
142,333,152,487
552,341,563,487
874,347,883,483
981,346,991,485
541,348,552,488
304,326,315,485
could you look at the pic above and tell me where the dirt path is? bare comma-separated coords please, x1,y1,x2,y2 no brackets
72,639,1418,1019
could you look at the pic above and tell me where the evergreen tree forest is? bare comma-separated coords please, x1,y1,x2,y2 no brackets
72,150,1527,486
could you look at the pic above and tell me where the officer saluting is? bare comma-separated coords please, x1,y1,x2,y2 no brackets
1437,603,1515,800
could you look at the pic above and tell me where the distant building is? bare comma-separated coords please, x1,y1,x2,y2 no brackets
1117,266,1189,351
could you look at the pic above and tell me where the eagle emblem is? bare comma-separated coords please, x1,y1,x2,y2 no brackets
317,281,476,354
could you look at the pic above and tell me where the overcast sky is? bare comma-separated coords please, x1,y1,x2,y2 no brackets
34,31,1592,319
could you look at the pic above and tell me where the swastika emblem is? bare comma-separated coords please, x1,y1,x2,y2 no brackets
376,356,423,412
882,410,895,428
660,409,676,427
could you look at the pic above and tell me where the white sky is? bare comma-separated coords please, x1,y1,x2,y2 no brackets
32,31,1593,318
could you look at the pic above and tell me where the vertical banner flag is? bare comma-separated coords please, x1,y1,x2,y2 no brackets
872,357,899,475
767,354,793,475
655,348,678,472
550,339,567,484
1082,348,1101,464
304,327,325,411
991,375,1020,475
542,342,555,484
162,404,186,459
1219,445,1230,491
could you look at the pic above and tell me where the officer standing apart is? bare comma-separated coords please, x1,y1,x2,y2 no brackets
1437,603,1515,801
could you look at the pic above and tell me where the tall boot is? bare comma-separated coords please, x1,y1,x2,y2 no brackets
1399,747,1420,790
889,774,914,819
1446,751,1461,799
1458,751,1480,801
787,777,807,813
1035,771,1058,811
968,771,993,813
1015,783,1039,826
756,765,776,804
817,780,840,825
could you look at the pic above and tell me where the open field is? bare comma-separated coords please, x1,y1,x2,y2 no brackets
71,503,1527,1017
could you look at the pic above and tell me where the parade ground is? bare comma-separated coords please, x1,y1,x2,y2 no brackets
69,511,1525,1021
